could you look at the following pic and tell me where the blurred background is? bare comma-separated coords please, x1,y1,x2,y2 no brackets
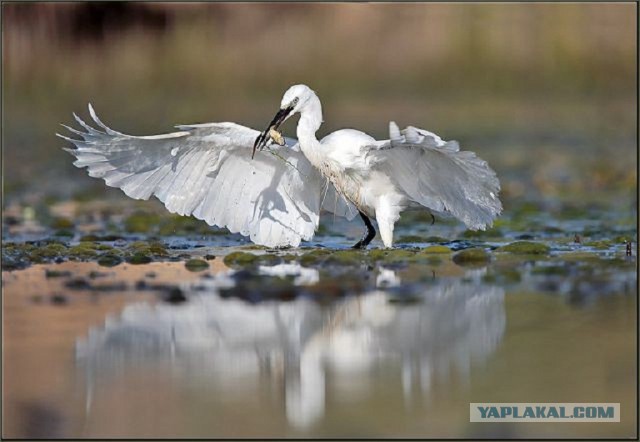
3,2,637,212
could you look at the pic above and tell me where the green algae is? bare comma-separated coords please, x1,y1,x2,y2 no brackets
68,244,98,259
185,259,209,272
452,248,491,265
256,254,283,266
124,212,162,233
420,245,452,254
368,249,415,263
127,241,168,257
462,227,504,239
97,254,123,267
30,243,68,260
299,249,332,266
325,250,370,265
240,244,269,250
497,241,550,254
127,253,153,265
224,251,259,267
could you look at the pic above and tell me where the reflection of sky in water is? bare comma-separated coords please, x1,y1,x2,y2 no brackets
76,265,505,428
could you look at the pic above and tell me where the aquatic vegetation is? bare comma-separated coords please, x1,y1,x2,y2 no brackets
123,212,162,233
97,254,123,267
396,235,426,244
126,241,169,257
185,259,209,272
299,249,332,266
461,227,504,239
30,243,68,261
127,253,153,265
325,249,370,265
452,248,491,265
68,242,114,260
497,241,550,254
224,251,259,267
420,245,452,254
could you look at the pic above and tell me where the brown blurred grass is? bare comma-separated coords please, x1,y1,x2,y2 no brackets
2,3,637,205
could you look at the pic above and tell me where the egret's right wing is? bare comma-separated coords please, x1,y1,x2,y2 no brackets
366,122,502,230
59,105,325,247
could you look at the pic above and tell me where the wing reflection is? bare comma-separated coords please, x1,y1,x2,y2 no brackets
76,264,505,428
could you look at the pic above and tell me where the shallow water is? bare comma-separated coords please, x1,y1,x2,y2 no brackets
2,210,637,438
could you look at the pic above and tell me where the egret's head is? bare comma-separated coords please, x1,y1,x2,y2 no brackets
280,84,315,114
253,84,318,158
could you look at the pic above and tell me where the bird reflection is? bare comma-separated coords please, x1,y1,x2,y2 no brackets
76,264,505,429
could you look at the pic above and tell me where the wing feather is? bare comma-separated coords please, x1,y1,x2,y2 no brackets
60,107,326,247
367,122,502,230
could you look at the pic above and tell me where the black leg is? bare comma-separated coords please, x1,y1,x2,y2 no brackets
352,211,376,249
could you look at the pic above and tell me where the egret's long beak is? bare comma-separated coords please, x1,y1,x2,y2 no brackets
253,105,294,159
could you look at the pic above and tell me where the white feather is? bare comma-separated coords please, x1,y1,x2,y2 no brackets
60,109,339,247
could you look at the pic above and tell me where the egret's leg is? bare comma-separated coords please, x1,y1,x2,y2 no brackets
377,217,395,248
352,211,376,249
375,196,401,248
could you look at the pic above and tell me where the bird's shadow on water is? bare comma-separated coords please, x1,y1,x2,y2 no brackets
74,264,506,431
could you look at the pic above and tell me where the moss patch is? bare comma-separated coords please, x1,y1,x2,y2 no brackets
299,249,332,266
420,245,452,254
497,241,550,254
185,259,209,272
126,241,168,257
224,251,259,267
453,248,491,265
127,253,153,265
124,212,162,233
97,254,123,267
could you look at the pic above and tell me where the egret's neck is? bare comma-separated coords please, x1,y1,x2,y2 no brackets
296,97,323,162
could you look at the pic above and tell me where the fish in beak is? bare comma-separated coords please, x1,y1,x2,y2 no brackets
252,105,294,159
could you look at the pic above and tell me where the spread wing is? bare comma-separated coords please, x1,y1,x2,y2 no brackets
365,122,502,230
59,105,327,247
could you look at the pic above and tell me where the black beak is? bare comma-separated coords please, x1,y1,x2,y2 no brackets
252,106,293,159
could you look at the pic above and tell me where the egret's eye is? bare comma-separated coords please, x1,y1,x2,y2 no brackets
292,97,299,106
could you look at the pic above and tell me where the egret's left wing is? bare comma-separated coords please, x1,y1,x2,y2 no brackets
365,122,502,230
59,105,325,247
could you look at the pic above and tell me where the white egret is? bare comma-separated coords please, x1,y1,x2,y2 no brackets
59,84,501,248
